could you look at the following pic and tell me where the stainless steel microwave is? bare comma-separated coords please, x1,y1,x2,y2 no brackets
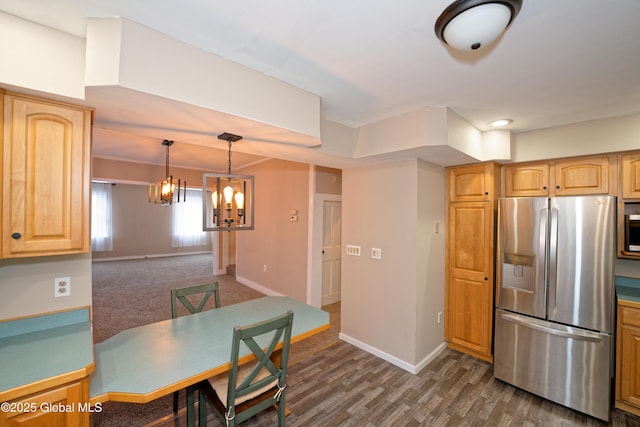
625,214,640,252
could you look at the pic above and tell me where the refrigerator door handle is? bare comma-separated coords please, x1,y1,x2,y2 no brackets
500,312,603,343
548,207,559,311
538,206,548,312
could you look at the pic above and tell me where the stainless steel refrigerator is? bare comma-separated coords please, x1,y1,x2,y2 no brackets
494,195,616,421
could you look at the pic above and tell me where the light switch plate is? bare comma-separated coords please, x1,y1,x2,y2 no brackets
346,245,361,256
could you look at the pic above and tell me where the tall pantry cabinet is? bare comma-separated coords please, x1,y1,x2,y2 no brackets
445,162,500,362
1,90,92,258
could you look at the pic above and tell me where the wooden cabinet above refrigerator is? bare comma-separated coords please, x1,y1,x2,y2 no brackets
503,155,615,198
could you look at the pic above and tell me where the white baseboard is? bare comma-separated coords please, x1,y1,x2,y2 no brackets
414,342,448,373
235,275,284,297
91,251,211,262
338,332,447,375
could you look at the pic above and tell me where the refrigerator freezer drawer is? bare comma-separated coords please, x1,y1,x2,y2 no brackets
494,309,612,421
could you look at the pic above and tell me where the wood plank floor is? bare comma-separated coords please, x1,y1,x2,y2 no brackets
150,340,640,427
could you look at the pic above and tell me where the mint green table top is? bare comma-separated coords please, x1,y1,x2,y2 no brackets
0,307,94,400
89,296,329,403
616,276,640,303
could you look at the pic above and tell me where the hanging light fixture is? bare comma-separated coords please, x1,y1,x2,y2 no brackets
149,139,186,205
435,0,522,51
202,133,254,231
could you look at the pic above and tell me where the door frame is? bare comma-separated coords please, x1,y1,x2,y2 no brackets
307,192,342,308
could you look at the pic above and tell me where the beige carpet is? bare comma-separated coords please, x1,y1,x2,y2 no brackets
90,254,339,426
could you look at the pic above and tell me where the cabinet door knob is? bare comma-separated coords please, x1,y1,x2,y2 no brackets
484,277,488,281
484,192,489,195
556,185,561,189
11,232,22,240
543,186,548,190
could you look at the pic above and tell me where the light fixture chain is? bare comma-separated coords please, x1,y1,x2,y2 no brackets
166,142,170,178
227,139,233,175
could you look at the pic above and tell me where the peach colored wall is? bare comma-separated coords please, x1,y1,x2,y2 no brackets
315,166,342,195
236,159,310,302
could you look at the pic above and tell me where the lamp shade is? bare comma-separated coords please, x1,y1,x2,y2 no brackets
435,0,522,51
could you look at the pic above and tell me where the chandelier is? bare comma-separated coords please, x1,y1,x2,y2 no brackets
202,133,254,231
149,139,186,205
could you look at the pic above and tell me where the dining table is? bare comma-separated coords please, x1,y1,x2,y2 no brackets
89,295,329,425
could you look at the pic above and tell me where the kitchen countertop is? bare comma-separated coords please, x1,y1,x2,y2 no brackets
0,307,94,401
616,276,640,304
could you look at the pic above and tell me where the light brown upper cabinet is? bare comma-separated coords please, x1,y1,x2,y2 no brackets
503,163,550,197
622,152,640,199
503,156,612,197
553,156,610,195
2,91,92,258
447,162,498,202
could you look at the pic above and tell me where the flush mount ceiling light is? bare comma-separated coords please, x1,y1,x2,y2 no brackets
435,0,522,51
149,139,186,205
490,118,513,127
202,133,254,232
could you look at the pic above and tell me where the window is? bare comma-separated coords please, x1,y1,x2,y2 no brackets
172,189,207,247
91,182,113,251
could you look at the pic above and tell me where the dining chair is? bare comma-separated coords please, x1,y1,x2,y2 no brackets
196,310,294,426
170,282,220,413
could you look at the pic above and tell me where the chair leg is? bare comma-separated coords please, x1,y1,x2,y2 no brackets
186,385,196,427
198,389,208,427
278,394,286,426
173,390,179,413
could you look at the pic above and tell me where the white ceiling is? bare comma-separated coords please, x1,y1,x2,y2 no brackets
2,0,640,170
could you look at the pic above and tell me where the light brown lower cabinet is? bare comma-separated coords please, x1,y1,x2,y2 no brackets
0,378,90,427
616,300,640,417
445,201,494,362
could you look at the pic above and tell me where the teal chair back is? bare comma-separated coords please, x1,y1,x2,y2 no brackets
171,282,220,318
170,282,220,415
198,310,294,426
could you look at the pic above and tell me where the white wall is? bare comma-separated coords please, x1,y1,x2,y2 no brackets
512,113,640,163
0,12,85,100
85,17,321,141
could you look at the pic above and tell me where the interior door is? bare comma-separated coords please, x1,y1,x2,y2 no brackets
321,200,341,306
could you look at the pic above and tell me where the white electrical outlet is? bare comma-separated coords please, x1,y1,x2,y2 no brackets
371,248,382,259
54,277,71,298
263,264,268,272
437,311,443,324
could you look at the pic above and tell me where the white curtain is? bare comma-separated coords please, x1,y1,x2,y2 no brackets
172,189,207,247
91,182,113,251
